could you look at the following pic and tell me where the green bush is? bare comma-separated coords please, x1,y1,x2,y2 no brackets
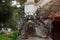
0,30,20,40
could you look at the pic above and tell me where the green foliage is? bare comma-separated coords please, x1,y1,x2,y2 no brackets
0,2,12,23
19,0,26,5
0,0,25,29
0,30,20,40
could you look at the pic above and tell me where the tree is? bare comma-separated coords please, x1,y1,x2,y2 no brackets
0,0,26,28
0,0,12,23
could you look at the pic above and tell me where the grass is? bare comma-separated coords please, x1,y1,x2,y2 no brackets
0,30,20,40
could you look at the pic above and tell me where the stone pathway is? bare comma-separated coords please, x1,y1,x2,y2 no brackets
17,36,52,40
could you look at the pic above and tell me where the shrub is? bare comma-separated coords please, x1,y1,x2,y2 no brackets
0,30,20,40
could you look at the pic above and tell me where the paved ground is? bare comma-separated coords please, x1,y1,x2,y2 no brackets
25,37,52,40
17,36,52,40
